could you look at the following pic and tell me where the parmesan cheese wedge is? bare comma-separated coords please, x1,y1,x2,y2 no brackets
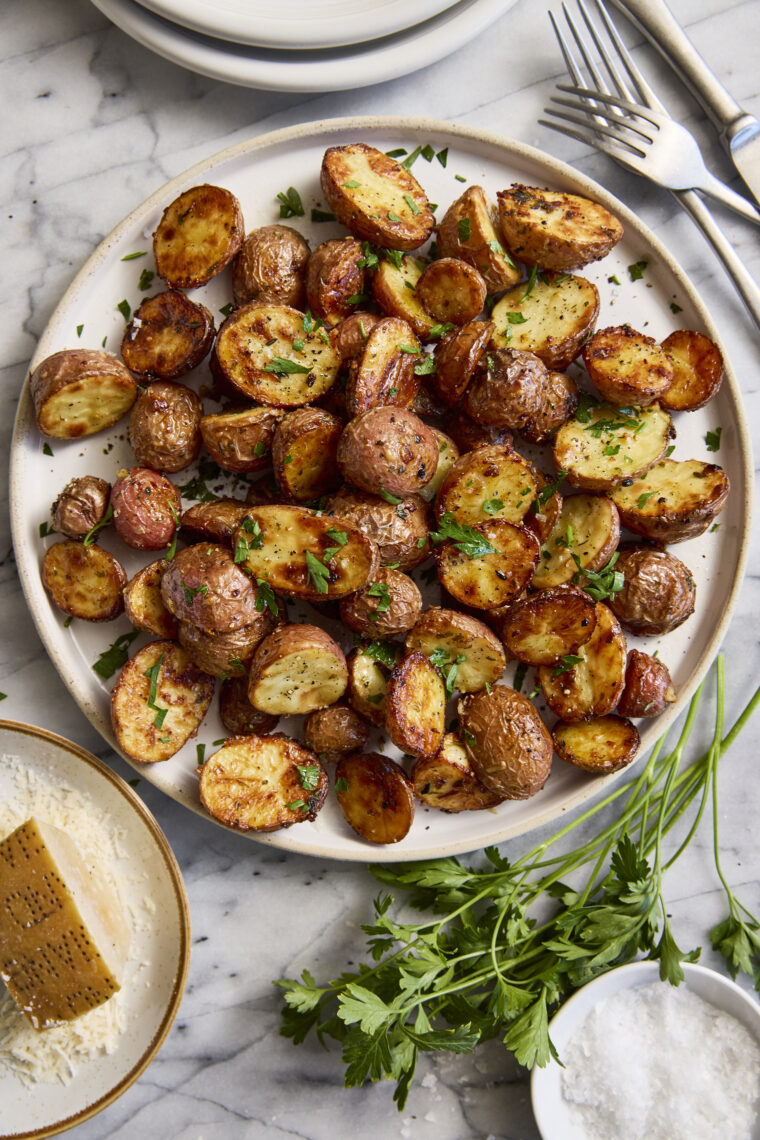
0,817,130,1030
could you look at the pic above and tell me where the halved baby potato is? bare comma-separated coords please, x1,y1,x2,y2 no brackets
617,649,677,718
200,407,286,473
334,751,415,844
435,518,540,610
303,703,370,761
121,291,215,381
123,558,177,638
339,567,422,638
416,258,487,326
43,540,126,622
219,675,279,737
180,499,253,546
538,602,627,721
153,183,244,289
346,316,420,417
583,325,674,407
490,273,600,371
458,685,554,799
247,624,347,716
385,651,446,759
31,349,138,440
609,458,729,543
532,492,620,589
271,407,343,502
431,319,493,407
404,607,506,692
411,733,505,812
346,641,401,726
372,255,436,339
463,348,548,432
496,185,623,270
434,445,539,527
437,184,522,292
500,587,598,666
660,329,724,412
520,370,579,445
553,403,673,490
420,428,460,503
305,237,367,327
552,715,639,774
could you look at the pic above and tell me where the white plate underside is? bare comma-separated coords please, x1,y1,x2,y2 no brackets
10,117,752,863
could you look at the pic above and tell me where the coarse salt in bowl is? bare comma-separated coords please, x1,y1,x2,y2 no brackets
531,960,760,1140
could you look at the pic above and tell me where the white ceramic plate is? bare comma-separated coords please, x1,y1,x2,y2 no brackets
9,117,752,862
136,0,463,50
90,0,517,92
0,721,190,1140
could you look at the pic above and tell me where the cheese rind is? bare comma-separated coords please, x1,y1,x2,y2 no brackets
0,817,130,1030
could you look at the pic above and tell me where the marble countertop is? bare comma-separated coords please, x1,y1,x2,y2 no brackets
3,0,760,1136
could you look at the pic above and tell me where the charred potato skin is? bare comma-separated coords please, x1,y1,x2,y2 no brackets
177,613,276,678
345,317,420,417
464,349,548,432
552,716,640,774
128,380,203,473
120,291,215,381
339,567,423,638
305,237,367,327
501,586,598,666
327,487,431,570
618,649,677,718
335,751,415,845
415,258,488,326
180,499,253,547
42,540,126,622
411,734,505,812
51,475,111,539
610,459,730,543
385,652,446,759
123,558,177,638
660,329,724,412
232,224,310,309
110,466,181,551
437,184,522,292
337,406,439,497
271,407,343,502
610,547,696,637
583,325,674,407
496,184,623,270
219,675,278,737
30,349,138,440
303,703,370,761
538,602,627,721
161,543,259,633
153,183,244,289
520,371,580,445
431,320,493,407
458,685,554,800
200,407,286,474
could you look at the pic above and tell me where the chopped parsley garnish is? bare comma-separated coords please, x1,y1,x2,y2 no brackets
196,743,206,765
482,498,504,515
385,148,407,158
428,322,455,339
334,777,350,793
312,208,336,223
305,550,330,594
302,310,325,333
513,662,528,693
607,274,621,285
92,631,139,679
219,302,234,317
585,406,646,440
551,654,583,677
139,268,155,291
182,582,208,605
83,503,114,547
522,264,539,301
297,764,322,791
429,647,466,695
121,250,146,261
666,445,675,457
165,504,179,560
358,243,379,270
670,301,683,314
555,524,575,549
421,144,435,161
76,323,84,338
403,194,421,216
143,653,168,727
277,187,304,218
364,640,400,670
455,174,467,183
347,293,368,305
343,180,361,188
292,337,305,352
367,581,392,620
39,520,55,538
637,491,657,508
384,248,405,270
322,527,349,562
628,259,648,281
286,799,308,813
253,440,268,459
705,427,722,452
255,579,279,616
177,458,222,503
378,487,402,504
116,298,131,322
603,443,621,456
401,146,423,169
414,354,436,377
430,513,496,559
506,311,528,325
531,470,567,512
241,516,264,548
387,211,401,223
575,392,599,423
263,356,311,375
457,218,471,242
571,552,624,603
436,147,449,167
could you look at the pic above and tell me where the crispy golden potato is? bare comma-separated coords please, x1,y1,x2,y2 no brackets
405,607,506,692
435,518,540,610
232,505,379,600
247,624,347,715
337,406,438,497
497,185,623,270
420,428,460,503
552,716,639,774
123,558,177,638
200,407,286,474
553,403,673,491
339,567,422,638
330,311,383,362
346,642,401,726
153,183,243,289
490,274,600,372
335,752,415,844
520,371,579,445
416,258,487,326
346,317,420,417
444,410,513,454
372,255,436,339
523,474,564,547
42,540,126,622
303,703,370,761
305,237,367,327
178,613,276,678
232,224,310,308
583,325,674,407
111,640,214,763
271,407,343,502
128,380,203,473
121,291,214,381
501,587,598,666
161,543,259,632
435,445,539,527
200,734,328,831
609,547,696,637
327,487,431,570
30,349,138,440
385,651,445,758
458,685,553,799
660,329,724,412
111,466,181,551
411,733,505,812
51,475,111,539
180,499,251,546
213,301,340,406
464,348,548,433
538,602,626,721
532,492,620,589
609,458,729,543
431,319,493,407
320,143,434,250
219,675,279,737
618,649,677,718
437,185,522,292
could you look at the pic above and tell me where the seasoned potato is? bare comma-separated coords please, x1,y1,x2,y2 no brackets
405,607,506,692
42,540,126,622
501,587,598,666
178,613,276,678
435,518,540,610
180,499,252,546
346,642,401,726
111,466,181,551
30,349,138,439
437,185,521,292
305,237,366,327
520,370,579,445
420,428,460,503
416,258,487,326
200,406,285,473
553,403,673,491
219,675,278,737
618,649,677,718
412,379,447,420
128,380,203,473
660,329,723,412
372,255,436,339
431,320,493,407
121,291,214,381
232,505,379,600
200,734,328,831
609,547,696,637
321,143,434,250
327,487,431,570
123,558,177,638
339,567,422,638
330,311,383,362
337,406,438,497
497,185,623,270
538,602,627,721
464,349,549,433
271,407,343,502
51,475,111,539
444,411,513,454
303,703,370,761
161,543,259,632
490,274,600,371
232,224,310,308
522,474,564,546
435,445,539,527
153,183,244,289
111,640,214,763
552,716,639,774
213,301,340,406
411,734,505,812
335,752,415,845
247,624,347,715
458,685,553,799
346,317,420,417
385,652,445,759
583,325,674,407
609,458,729,543
532,492,620,589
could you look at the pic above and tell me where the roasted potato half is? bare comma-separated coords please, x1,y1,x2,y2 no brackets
385,651,446,759
51,475,111,540
538,602,627,721
247,624,347,715
346,641,401,726
303,703,370,761
200,735,328,831
463,348,548,433
42,540,126,622
330,311,383,362
583,325,674,407
231,224,310,309
618,649,677,718
500,587,598,666
490,274,600,372
416,258,487,326
271,407,343,502
609,547,696,637
327,487,431,570
128,380,203,473
305,237,367,327
437,185,522,292
180,499,252,546
522,473,564,547
111,466,181,551
434,445,539,527
320,143,435,250
335,752,415,845
458,685,553,799
660,329,724,412
420,428,460,503
405,606,506,692
609,458,729,543
520,370,580,445
497,185,623,270
161,543,259,633
436,518,540,611
431,319,493,407
219,675,279,737
372,255,436,339
346,317,420,417
411,734,505,812
121,291,214,381
553,403,673,491
200,406,286,474
444,411,513,454
153,183,244,289
532,492,620,589
123,559,177,638
339,567,422,638
337,406,439,497
552,716,639,774
178,613,276,678
30,349,138,440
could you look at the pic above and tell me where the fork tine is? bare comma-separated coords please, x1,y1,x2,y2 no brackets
538,116,636,165
556,83,660,125
561,1,611,96
590,0,668,114
577,0,629,99
543,106,647,155
548,9,585,87
548,95,654,144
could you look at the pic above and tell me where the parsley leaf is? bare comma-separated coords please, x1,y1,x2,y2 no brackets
92,631,139,679
705,427,722,452
277,187,305,218
305,550,330,594
262,356,311,375
430,513,496,559
628,259,648,281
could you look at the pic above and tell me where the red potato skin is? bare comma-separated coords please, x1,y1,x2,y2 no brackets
110,466,181,550
337,407,439,497
160,543,260,632
128,380,203,473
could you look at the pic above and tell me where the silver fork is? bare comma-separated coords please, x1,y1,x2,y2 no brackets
542,0,760,331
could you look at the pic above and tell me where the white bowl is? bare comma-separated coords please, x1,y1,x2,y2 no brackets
531,961,760,1140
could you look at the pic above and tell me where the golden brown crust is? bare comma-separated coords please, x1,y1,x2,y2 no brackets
327,487,431,570
553,404,673,491
437,185,522,292
219,675,279,736
153,183,244,289
337,406,439,497
618,649,677,718
436,519,540,611
110,467,181,551
434,445,539,527
231,224,310,308
431,320,493,407
345,317,420,417
271,407,343,502
385,651,446,758
371,256,436,339
178,614,276,677
303,703,370,760
522,474,563,547
532,492,620,589
609,547,696,637
305,237,367,327
464,349,549,432
200,407,286,474
583,325,674,407
404,606,506,692
520,371,580,445
330,311,383,362
416,258,487,326
128,380,203,473
339,567,422,638
123,558,178,638
552,716,639,774
419,428,460,503
42,540,126,622
411,734,505,812
346,643,400,726
51,475,111,539
458,685,553,799
121,291,215,381
30,349,138,439
180,499,253,546
500,587,598,666
660,329,724,412
247,623,347,716
490,274,600,372
497,185,623,270
335,752,415,844
160,543,259,632
609,458,729,543
538,602,627,721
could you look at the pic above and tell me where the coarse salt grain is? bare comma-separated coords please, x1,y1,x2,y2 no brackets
560,980,760,1140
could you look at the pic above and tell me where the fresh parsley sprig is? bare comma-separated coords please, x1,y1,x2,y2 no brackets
571,552,624,603
430,513,496,560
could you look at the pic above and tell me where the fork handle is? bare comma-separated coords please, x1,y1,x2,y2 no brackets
674,189,760,332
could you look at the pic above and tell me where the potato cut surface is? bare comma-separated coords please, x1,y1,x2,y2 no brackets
31,349,138,439
123,558,177,638
553,403,673,490
153,183,243,289
497,185,623,270
431,320,493,407
501,588,598,666
532,492,620,589
661,329,723,411
346,316,420,416
411,734,505,812
553,716,639,774
490,274,600,372
42,540,126,622
121,290,214,381
372,256,436,338
609,458,729,543
437,184,521,292
272,407,342,501
435,445,539,527
538,602,626,721
385,652,446,758
416,258,487,326
248,624,347,715
436,518,540,610
335,752,415,844
583,325,674,406
405,607,506,692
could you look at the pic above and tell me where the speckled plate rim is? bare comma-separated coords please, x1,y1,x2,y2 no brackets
9,115,754,862
0,719,191,1140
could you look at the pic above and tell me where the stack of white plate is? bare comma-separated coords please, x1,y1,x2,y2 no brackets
90,0,518,92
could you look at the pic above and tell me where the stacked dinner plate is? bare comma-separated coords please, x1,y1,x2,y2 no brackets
89,0,519,92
